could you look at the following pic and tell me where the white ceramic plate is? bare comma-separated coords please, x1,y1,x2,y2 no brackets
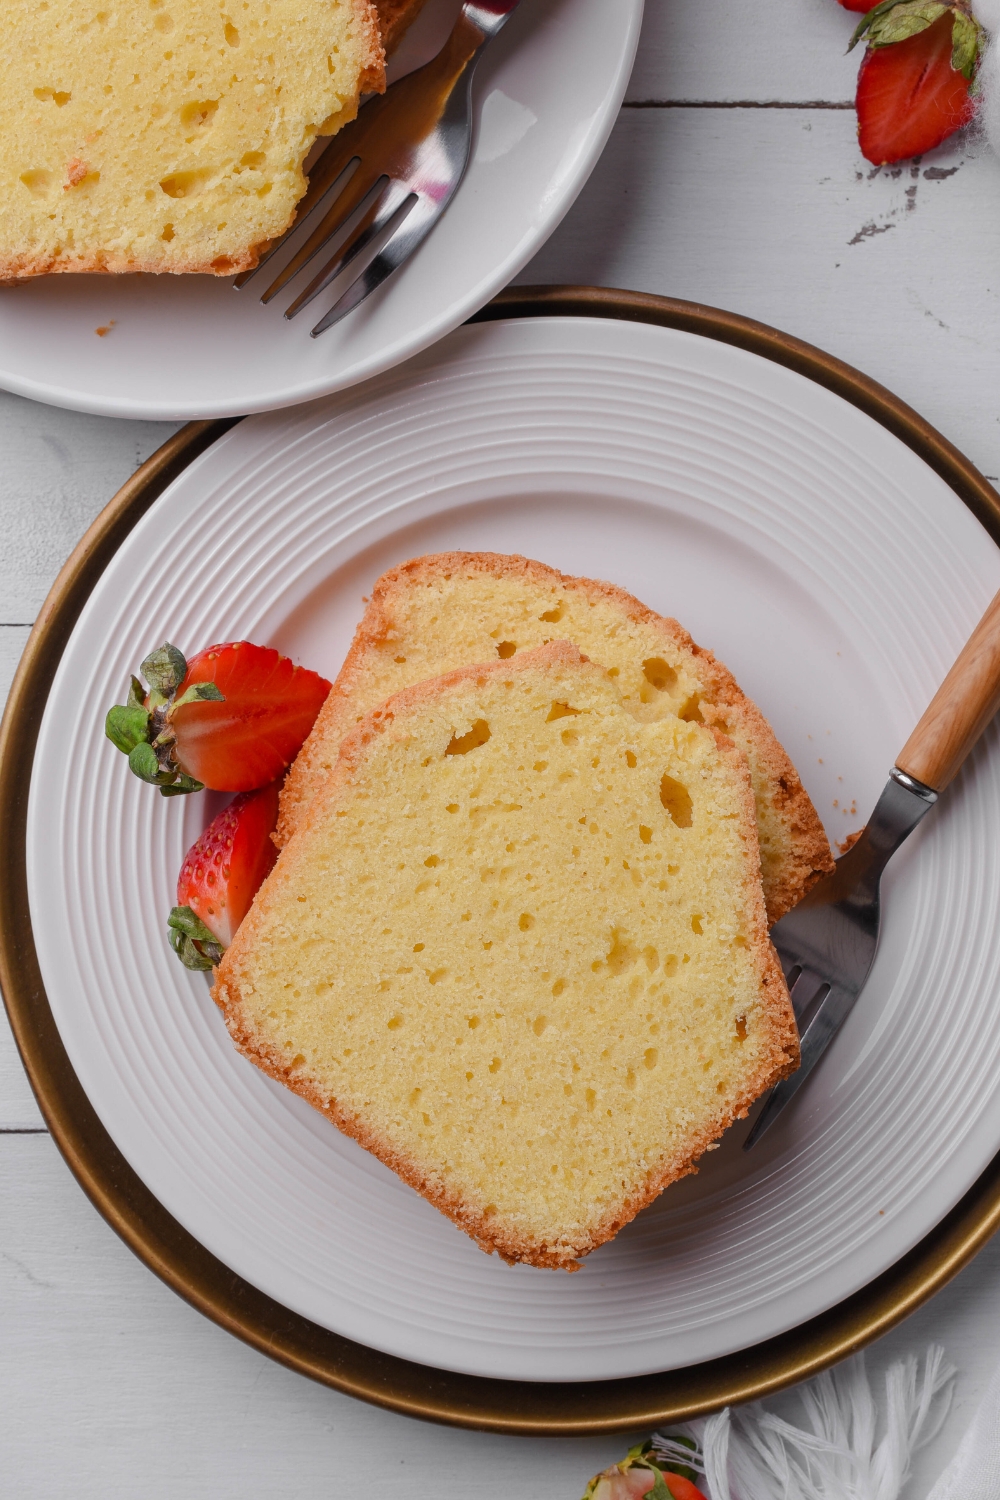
27,317,1000,1383
0,0,640,423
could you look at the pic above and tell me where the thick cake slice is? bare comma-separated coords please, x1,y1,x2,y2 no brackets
0,0,383,278
278,553,833,923
216,642,797,1270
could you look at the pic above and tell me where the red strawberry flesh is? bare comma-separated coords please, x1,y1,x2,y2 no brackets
857,12,974,165
172,641,330,792
176,781,280,947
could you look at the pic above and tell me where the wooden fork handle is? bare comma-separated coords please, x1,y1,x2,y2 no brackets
896,585,1000,792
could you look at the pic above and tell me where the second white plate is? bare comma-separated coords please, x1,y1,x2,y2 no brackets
27,315,1000,1382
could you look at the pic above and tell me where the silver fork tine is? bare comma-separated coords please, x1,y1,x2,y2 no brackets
284,184,417,321
260,174,389,306
233,145,362,291
308,194,439,336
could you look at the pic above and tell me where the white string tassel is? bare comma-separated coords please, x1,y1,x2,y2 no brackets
655,1346,954,1500
973,0,1000,159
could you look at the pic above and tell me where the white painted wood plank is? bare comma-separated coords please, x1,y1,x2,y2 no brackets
627,0,859,103
518,109,1000,485
0,1133,997,1498
0,391,177,621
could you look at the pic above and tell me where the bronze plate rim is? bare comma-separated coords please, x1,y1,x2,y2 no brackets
3,285,1000,1435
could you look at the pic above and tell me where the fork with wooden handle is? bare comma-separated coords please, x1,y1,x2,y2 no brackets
745,585,1000,1149
235,0,523,336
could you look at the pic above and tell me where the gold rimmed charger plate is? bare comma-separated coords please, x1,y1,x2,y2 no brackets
2,286,1000,1434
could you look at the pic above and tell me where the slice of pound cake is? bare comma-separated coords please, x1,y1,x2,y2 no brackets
216,642,798,1270
1,0,383,278
277,553,833,923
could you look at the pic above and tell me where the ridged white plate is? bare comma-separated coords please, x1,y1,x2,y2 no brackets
0,0,641,422
27,317,1000,1382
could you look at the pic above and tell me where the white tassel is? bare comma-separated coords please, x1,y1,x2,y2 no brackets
972,1,1000,159
653,1347,954,1500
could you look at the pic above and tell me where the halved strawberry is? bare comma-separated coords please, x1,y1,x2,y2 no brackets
105,640,331,795
168,781,280,969
850,3,981,165
582,1443,708,1500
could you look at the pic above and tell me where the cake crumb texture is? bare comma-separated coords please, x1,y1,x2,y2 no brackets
217,643,797,1270
0,0,384,278
278,552,834,923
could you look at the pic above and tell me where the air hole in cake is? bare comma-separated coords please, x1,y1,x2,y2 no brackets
467,1015,480,1029
518,913,534,931
161,223,174,240
533,760,547,772
160,168,212,198
496,641,516,659
445,719,490,756
424,855,440,867
561,728,579,746
489,1057,501,1073
735,1015,747,1040
546,700,581,721
605,929,639,976
678,695,704,723
241,150,265,168
551,978,565,996
154,12,174,32
642,657,678,692
691,914,703,934
34,87,72,106
412,943,424,952
225,21,240,44
660,773,693,828
625,750,637,768
387,1015,402,1030
533,1015,547,1036
639,825,652,845
394,655,406,664
181,98,219,130
539,603,563,623
428,969,447,984
585,1088,596,1110
19,170,52,196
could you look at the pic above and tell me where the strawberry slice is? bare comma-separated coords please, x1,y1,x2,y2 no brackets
168,781,280,968
105,640,331,795
850,4,980,166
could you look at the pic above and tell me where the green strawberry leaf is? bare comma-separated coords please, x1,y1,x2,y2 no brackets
849,0,948,51
126,675,147,711
171,681,225,710
168,906,224,967
105,703,151,755
643,1468,673,1500
952,9,982,77
159,773,204,797
140,642,188,699
127,741,167,784
168,927,217,971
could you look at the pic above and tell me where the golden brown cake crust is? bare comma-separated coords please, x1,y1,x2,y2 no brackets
218,641,799,1270
277,551,834,922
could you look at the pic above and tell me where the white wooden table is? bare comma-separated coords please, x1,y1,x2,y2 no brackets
5,2,1000,1492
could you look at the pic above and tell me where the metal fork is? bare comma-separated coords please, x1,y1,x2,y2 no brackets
745,584,1000,1149
235,0,523,336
